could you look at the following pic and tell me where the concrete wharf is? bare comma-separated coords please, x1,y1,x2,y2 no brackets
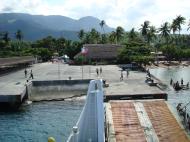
0,63,117,105
104,70,167,101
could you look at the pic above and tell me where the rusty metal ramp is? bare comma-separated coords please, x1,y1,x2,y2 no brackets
105,100,190,142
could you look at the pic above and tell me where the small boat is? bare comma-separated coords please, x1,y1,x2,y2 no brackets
174,85,182,91
173,84,189,91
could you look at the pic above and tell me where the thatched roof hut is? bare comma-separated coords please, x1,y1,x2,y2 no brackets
75,44,122,61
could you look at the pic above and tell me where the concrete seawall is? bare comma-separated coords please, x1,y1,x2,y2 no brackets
30,79,91,101
0,79,91,106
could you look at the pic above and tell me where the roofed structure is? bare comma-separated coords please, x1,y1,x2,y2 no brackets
75,44,122,61
0,56,35,67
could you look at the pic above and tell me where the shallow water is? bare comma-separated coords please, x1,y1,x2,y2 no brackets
0,100,84,142
150,66,190,108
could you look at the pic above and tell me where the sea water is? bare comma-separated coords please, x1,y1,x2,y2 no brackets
150,66,190,108
0,100,84,142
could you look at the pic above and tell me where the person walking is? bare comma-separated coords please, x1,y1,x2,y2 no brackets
126,69,129,78
170,78,173,85
96,68,99,76
187,82,189,88
147,69,151,77
100,67,102,74
181,78,184,85
24,69,27,78
120,71,123,81
30,69,34,79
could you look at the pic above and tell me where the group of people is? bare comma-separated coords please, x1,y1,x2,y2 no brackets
120,69,129,81
24,69,34,79
170,78,189,90
96,67,102,76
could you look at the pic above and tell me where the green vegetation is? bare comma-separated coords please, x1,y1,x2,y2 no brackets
117,42,153,66
0,15,190,64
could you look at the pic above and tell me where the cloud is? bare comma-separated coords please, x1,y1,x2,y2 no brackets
2,7,14,12
0,0,190,33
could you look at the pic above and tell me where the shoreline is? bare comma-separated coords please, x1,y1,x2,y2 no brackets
148,61,190,69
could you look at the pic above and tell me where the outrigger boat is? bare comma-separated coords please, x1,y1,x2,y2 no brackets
173,84,189,91
170,79,189,91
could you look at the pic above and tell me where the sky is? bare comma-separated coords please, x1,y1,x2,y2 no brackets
0,0,190,33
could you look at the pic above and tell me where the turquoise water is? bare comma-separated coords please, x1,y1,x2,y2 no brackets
150,66,190,108
0,100,84,142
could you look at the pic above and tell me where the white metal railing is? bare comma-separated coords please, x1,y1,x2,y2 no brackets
67,80,105,142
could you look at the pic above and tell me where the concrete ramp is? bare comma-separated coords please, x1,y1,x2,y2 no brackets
106,100,190,142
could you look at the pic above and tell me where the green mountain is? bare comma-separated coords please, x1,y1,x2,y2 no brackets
0,13,114,41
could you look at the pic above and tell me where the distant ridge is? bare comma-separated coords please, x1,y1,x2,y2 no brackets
0,13,114,41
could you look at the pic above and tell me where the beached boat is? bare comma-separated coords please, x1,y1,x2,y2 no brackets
173,85,189,91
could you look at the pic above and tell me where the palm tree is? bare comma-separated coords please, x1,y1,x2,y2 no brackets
99,20,106,43
159,22,170,46
99,20,105,34
78,29,85,42
147,26,157,44
171,19,178,34
139,21,150,42
115,26,124,44
15,29,23,41
187,20,190,31
90,28,100,44
171,19,178,45
128,28,137,41
175,15,186,35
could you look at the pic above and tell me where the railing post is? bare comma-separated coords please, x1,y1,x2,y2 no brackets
73,126,78,142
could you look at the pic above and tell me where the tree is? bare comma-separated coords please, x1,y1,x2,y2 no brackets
15,30,23,41
128,28,137,41
139,21,150,42
115,26,124,44
78,29,85,42
147,26,157,44
2,32,10,44
56,37,66,54
99,20,105,34
99,20,106,43
35,36,56,51
117,45,152,65
64,41,81,59
109,31,116,44
37,48,53,61
171,19,178,34
187,20,190,31
83,33,91,44
89,28,100,44
171,19,178,45
101,34,108,44
161,45,177,62
175,15,186,35
159,22,170,46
